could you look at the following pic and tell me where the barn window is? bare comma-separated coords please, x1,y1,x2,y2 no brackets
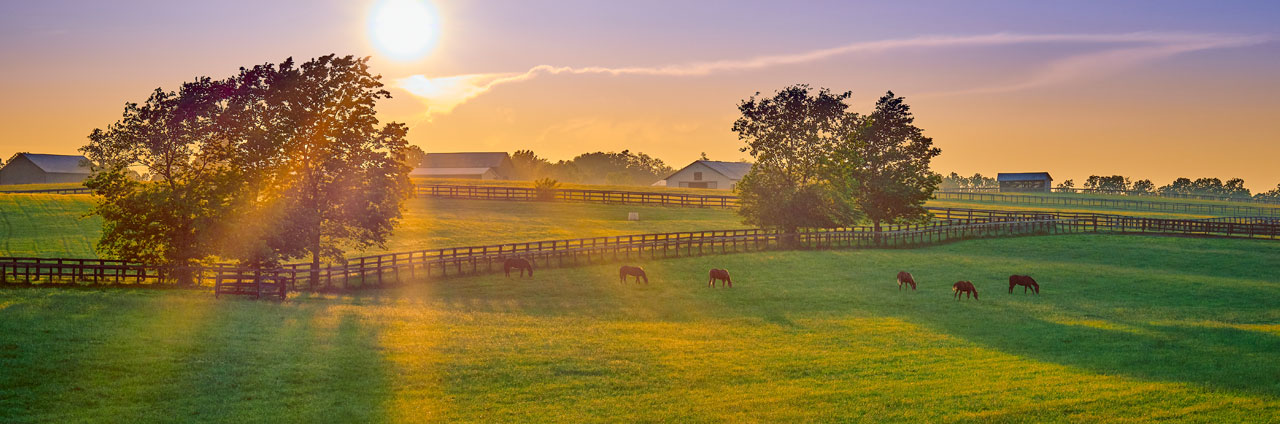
694,172,703,181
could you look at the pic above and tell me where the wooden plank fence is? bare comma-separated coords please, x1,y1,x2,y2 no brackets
416,184,740,208
3,208,1277,292
931,191,1280,217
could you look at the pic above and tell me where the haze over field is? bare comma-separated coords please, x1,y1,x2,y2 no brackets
2,0,1278,189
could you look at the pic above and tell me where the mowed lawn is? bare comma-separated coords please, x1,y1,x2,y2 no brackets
2,234,1278,422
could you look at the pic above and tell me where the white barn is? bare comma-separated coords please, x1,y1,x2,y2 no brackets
0,153,93,185
662,160,752,190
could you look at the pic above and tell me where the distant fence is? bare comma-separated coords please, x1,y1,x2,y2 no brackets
931,191,1280,217
415,184,740,208
415,184,1280,217
0,187,92,194
938,187,1280,205
4,208,1277,291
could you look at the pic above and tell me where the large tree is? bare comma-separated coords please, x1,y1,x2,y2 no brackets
841,91,942,236
82,55,412,279
732,84,862,233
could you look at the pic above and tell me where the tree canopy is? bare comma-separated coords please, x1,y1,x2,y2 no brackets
732,84,862,233
81,55,411,278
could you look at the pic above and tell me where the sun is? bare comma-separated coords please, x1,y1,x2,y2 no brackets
368,0,439,61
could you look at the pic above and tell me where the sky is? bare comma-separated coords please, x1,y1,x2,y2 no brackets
2,0,1278,190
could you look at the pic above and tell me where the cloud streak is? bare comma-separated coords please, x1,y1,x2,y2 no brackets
395,32,1269,117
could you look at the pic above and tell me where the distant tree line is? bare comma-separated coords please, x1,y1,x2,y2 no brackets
508,150,674,186
1054,174,1268,199
940,173,996,190
730,85,941,240
80,55,412,282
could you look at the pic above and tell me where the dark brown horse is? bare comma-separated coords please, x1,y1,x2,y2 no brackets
503,258,533,278
1009,275,1039,294
953,281,978,300
897,271,916,291
619,266,648,284
708,269,732,288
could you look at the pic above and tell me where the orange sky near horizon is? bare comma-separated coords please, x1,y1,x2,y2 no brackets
1,1,1277,191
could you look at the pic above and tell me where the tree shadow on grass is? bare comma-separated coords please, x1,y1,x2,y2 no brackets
885,301,1280,399
166,301,393,423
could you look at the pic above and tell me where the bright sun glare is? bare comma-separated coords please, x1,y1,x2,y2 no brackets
369,0,439,61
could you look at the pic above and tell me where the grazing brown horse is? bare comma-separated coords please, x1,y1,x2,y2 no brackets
503,258,533,278
897,271,917,291
953,281,978,300
1009,275,1039,294
708,269,732,288
619,266,649,284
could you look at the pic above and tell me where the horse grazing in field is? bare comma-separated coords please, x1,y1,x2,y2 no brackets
897,271,917,291
503,258,534,278
1009,275,1039,294
619,266,649,284
708,269,732,288
953,281,978,300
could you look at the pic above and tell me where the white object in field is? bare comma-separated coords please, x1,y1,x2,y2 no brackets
628,212,640,221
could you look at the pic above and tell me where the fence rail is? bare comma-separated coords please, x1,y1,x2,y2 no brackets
931,191,1280,217
415,184,1280,217
4,207,1277,292
416,184,740,208
0,187,93,194
937,187,1280,205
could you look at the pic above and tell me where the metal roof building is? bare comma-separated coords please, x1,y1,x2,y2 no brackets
996,172,1053,193
0,153,93,185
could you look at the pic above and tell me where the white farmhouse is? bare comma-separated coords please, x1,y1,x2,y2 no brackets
662,160,752,190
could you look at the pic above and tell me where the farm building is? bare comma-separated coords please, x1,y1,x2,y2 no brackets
663,160,753,190
0,153,93,185
997,172,1053,192
410,152,515,180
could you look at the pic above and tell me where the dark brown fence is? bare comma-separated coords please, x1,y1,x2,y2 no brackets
931,191,1280,217
937,187,1280,205
415,184,1279,216
0,187,92,194
4,207,1277,292
416,184,740,208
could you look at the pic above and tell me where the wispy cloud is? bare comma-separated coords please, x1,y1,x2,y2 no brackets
395,32,1269,117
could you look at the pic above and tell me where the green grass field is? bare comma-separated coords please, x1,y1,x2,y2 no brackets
0,191,1262,259
2,234,1277,422
0,195,746,258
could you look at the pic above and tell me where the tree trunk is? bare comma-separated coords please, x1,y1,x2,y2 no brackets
311,231,321,290
873,219,882,246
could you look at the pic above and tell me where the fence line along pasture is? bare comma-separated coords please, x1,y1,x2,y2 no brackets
3,207,1277,293
0,187,93,194
414,184,1280,217
937,187,1280,205
416,184,740,208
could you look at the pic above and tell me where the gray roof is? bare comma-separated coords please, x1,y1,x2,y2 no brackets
421,152,510,169
13,153,92,174
997,172,1053,182
691,160,753,180
410,167,495,176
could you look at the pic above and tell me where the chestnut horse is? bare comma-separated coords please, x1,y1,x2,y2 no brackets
708,269,732,288
953,281,978,300
619,266,649,284
503,258,533,278
1009,275,1039,294
897,271,917,291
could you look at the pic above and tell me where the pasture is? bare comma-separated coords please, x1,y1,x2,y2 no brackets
0,195,745,258
3,234,1278,422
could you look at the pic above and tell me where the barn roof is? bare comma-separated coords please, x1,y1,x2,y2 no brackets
997,172,1053,182
410,167,494,176
11,153,92,174
421,152,510,169
699,161,753,180
666,160,753,181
